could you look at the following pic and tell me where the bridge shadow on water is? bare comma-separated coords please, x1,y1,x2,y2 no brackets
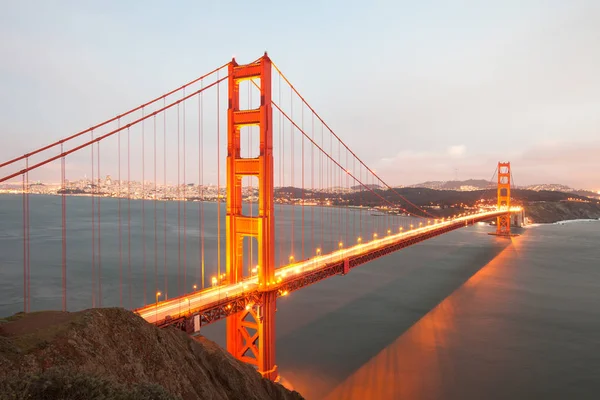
276,229,515,399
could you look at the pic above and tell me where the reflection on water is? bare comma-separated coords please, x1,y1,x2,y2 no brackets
274,225,510,398
281,222,600,399
324,237,520,399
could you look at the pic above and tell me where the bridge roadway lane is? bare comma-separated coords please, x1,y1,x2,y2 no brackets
136,210,511,325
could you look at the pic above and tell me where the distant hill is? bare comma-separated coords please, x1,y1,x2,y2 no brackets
351,184,381,190
524,183,573,192
524,184,600,199
409,179,492,191
572,190,600,199
407,180,599,200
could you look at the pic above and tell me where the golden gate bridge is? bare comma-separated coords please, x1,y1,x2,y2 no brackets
0,53,520,381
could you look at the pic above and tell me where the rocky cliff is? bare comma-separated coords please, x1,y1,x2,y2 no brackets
0,308,303,400
524,201,600,224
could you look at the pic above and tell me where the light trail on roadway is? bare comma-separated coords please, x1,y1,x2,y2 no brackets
137,209,514,324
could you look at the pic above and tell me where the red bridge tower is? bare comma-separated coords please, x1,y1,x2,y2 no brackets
496,162,511,236
225,54,278,381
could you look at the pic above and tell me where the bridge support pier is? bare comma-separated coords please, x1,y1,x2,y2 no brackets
226,292,278,380
225,54,278,380
512,209,525,227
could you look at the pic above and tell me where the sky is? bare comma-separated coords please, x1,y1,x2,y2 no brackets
1,0,599,189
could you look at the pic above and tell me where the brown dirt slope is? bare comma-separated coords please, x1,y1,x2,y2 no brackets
0,308,304,400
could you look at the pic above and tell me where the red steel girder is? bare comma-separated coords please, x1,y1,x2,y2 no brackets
149,290,262,332
149,213,507,332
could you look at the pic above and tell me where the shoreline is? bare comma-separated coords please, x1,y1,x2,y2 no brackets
524,218,600,228
3,192,599,225
0,192,416,215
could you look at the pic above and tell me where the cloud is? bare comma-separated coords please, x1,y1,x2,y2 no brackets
447,145,466,158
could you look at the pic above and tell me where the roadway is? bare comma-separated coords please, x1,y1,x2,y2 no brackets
136,209,513,325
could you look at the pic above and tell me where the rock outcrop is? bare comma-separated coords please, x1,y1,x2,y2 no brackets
0,308,303,400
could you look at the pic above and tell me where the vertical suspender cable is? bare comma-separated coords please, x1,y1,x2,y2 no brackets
328,135,339,251
163,99,168,299
358,157,362,240
127,126,132,308
26,160,30,311
199,86,205,289
311,112,314,255
183,88,187,293
22,173,25,312
118,119,122,307
353,156,356,242
97,140,102,307
217,70,221,280
301,102,305,261
345,148,349,246
91,131,95,308
320,122,324,251
290,88,296,257
338,140,342,245
154,115,158,299
177,103,181,295
142,108,146,304
23,157,30,312
22,169,28,312
278,73,283,267
61,144,67,311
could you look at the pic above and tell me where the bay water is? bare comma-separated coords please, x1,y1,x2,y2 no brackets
1,195,599,399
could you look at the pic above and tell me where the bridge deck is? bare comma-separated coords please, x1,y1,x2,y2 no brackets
135,210,510,331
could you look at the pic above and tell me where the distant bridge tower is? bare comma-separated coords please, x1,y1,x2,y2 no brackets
225,54,278,381
496,162,511,236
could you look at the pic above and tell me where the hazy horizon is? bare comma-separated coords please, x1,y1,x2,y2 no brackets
1,1,598,190
1,175,596,192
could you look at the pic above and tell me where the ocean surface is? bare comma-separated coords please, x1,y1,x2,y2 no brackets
1,195,599,399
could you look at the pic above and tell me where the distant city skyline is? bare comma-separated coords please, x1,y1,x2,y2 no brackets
2,174,598,194
1,1,599,189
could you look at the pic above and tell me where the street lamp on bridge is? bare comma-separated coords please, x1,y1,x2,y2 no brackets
155,291,161,321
